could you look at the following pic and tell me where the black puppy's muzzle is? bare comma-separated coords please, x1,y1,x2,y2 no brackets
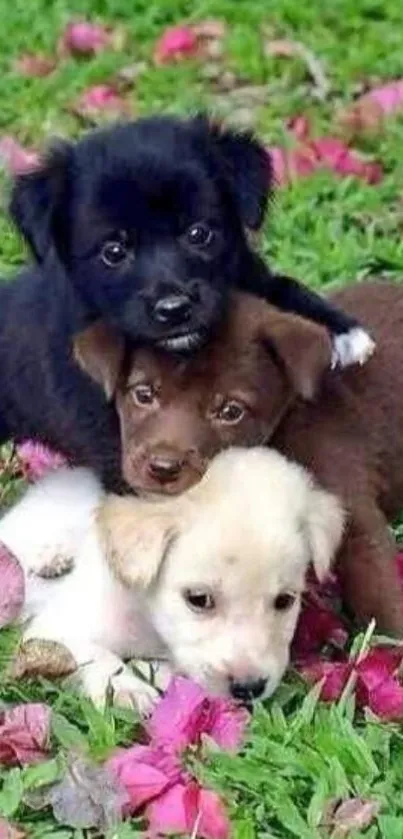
152,294,192,327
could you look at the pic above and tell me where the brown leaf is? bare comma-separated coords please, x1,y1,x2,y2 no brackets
331,798,380,836
0,819,27,839
9,639,77,680
264,35,330,100
13,53,56,77
114,61,148,91
34,755,129,830
0,703,51,766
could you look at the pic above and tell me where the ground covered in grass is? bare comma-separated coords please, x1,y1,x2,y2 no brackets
0,0,403,836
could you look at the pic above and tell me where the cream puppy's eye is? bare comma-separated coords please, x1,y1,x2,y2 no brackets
131,383,158,407
183,588,216,613
273,592,296,611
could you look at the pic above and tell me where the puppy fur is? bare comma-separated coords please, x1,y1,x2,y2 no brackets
76,281,403,636
0,448,343,712
0,116,372,489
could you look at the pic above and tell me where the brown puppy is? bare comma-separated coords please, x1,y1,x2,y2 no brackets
74,282,403,636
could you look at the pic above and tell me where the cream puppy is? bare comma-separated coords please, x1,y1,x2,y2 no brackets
0,447,344,713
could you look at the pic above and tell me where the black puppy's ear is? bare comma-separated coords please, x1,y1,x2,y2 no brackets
205,119,272,230
9,140,73,262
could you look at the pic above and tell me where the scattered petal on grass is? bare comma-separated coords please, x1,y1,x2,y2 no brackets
154,25,198,64
0,704,51,766
16,441,66,481
293,599,348,658
0,543,25,629
0,820,26,839
71,85,132,123
13,53,56,77
45,755,128,830
299,659,351,701
154,20,226,65
0,137,39,175
148,676,249,753
339,79,403,137
107,744,182,812
115,62,148,90
58,20,124,57
330,798,380,836
147,781,230,839
269,117,382,186
264,37,330,100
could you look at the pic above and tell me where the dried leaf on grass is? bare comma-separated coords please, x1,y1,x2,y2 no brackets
9,639,77,680
264,35,330,100
13,53,56,77
327,797,380,836
0,704,51,766
0,819,26,839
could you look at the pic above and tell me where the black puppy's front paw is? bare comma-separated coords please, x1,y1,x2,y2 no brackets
331,328,376,370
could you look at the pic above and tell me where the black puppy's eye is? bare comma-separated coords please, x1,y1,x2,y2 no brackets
217,400,246,425
186,222,214,248
131,383,158,407
101,240,129,267
183,588,216,613
274,593,296,612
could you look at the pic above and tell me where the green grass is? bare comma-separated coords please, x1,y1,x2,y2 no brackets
0,0,403,836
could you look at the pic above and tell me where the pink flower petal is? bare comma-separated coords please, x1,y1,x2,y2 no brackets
365,678,403,720
0,820,26,839
148,676,248,753
16,441,66,481
154,25,198,65
147,781,230,839
13,53,56,77
368,80,403,113
106,744,181,812
293,600,348,658
299,658,351,701
0,137,39,175
356,646,403,691
59,21,114,56
0,703,51,766
0,543,25,628
72,85,131,122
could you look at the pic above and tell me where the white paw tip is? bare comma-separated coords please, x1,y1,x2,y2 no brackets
331,328,376,370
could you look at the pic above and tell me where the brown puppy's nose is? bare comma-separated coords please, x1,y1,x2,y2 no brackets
148,455,183,484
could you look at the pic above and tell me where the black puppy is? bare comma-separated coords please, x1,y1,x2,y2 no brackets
0,115,373,489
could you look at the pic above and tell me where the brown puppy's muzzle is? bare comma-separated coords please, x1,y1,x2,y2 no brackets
123,445,207,495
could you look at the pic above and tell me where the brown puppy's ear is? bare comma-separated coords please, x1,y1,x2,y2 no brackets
259,306,333,400
97,496,183,588
73,323,125,400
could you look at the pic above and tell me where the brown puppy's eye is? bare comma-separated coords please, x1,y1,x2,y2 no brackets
217,400,245,424
274,593,296,612
183,588,216,613
186,222,214,248
131,383,157,407
101,240,129,267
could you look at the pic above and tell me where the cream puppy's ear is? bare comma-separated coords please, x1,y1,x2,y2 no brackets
305,486,345,581
97,496,184,588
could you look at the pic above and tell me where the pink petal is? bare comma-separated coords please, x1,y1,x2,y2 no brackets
0,137,39,175
16,441,66,481
0,703,51,765
293,600,347,658
147,781,230,839
311,136,383,183
106,745,181,812
0,820,26,839
356,646,403,691
365,678,403,720
72,85,131,122
154,25,198,65
13,53,56,77
0,543,25,628
148,676,248,753
299,658,351,701
59,21,113,56
365,80,403,114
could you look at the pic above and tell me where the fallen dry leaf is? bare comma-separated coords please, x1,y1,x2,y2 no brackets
0,543,25,629
264,35,330,100
10,639,77,680
330,797,380,836
71,84,132,124
114,61,148,91
38,755,128,830
13,53,56,77
0,703,51,766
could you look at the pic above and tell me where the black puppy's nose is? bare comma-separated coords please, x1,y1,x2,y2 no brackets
229,678,267,702
148,456,183,484
153,294,192,326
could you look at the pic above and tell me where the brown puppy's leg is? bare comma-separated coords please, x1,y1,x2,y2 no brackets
338,504,403,637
